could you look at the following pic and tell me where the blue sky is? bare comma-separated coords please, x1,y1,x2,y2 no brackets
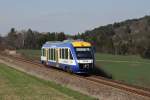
0,0,150,35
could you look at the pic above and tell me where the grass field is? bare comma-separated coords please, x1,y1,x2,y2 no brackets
0,63,95,100
17,49,40,60
17,49,150,88
96,53,150,88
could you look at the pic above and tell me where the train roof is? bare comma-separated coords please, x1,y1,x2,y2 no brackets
42,40,91,48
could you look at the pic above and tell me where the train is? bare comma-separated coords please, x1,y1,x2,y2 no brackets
41,40,95,73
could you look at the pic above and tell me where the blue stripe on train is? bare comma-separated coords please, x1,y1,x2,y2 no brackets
42,60,88,73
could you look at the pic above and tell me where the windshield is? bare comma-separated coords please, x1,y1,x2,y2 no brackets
75,47,93,59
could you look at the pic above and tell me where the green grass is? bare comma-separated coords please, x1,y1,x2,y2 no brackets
17,49,41,60
96,53,150,88
17,49,150,88
96,53,150,63
0,63,95,100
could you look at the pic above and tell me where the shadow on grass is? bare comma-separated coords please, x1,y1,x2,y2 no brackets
89,65,113,79
45,63,112,79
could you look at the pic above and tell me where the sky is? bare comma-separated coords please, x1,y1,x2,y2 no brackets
0,0,150,36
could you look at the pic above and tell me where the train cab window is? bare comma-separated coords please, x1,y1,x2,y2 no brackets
69,50,73,60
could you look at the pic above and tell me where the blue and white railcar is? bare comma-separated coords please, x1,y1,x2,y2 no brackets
41,40,95,73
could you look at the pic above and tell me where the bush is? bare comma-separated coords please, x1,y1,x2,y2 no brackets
140,47,150,59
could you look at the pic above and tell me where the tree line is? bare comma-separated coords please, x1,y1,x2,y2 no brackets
1,28,66,49
78,15,150,58
0,15,150,58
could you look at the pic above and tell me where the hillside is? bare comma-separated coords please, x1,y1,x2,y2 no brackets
80,15,150,57
1,15,150,58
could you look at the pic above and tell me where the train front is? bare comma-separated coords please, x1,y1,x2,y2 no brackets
72,41,95,73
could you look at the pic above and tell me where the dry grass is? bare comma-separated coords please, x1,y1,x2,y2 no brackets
0,63,95,100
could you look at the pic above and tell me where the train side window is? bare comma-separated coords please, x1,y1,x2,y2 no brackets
49,48,51,60
65,48,68,59
54,48,56,61
51,48,53,60
53,48,54,60
48,49,50,60
53,49,54,60
69,50,73,60
64,48,66,59
61,48,62,59
62,48,64,59
50,48,53,60
60,48,62,59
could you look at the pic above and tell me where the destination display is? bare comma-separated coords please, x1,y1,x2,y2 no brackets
75,48,91,51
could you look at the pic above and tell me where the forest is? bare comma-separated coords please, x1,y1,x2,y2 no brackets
0,15,150,58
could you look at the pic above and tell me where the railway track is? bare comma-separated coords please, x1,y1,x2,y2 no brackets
86,76,150,98
1,53,150,99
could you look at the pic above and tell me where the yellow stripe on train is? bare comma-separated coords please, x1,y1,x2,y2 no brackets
72,41,91,47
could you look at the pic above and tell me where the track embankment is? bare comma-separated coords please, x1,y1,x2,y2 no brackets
0,54,149,100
